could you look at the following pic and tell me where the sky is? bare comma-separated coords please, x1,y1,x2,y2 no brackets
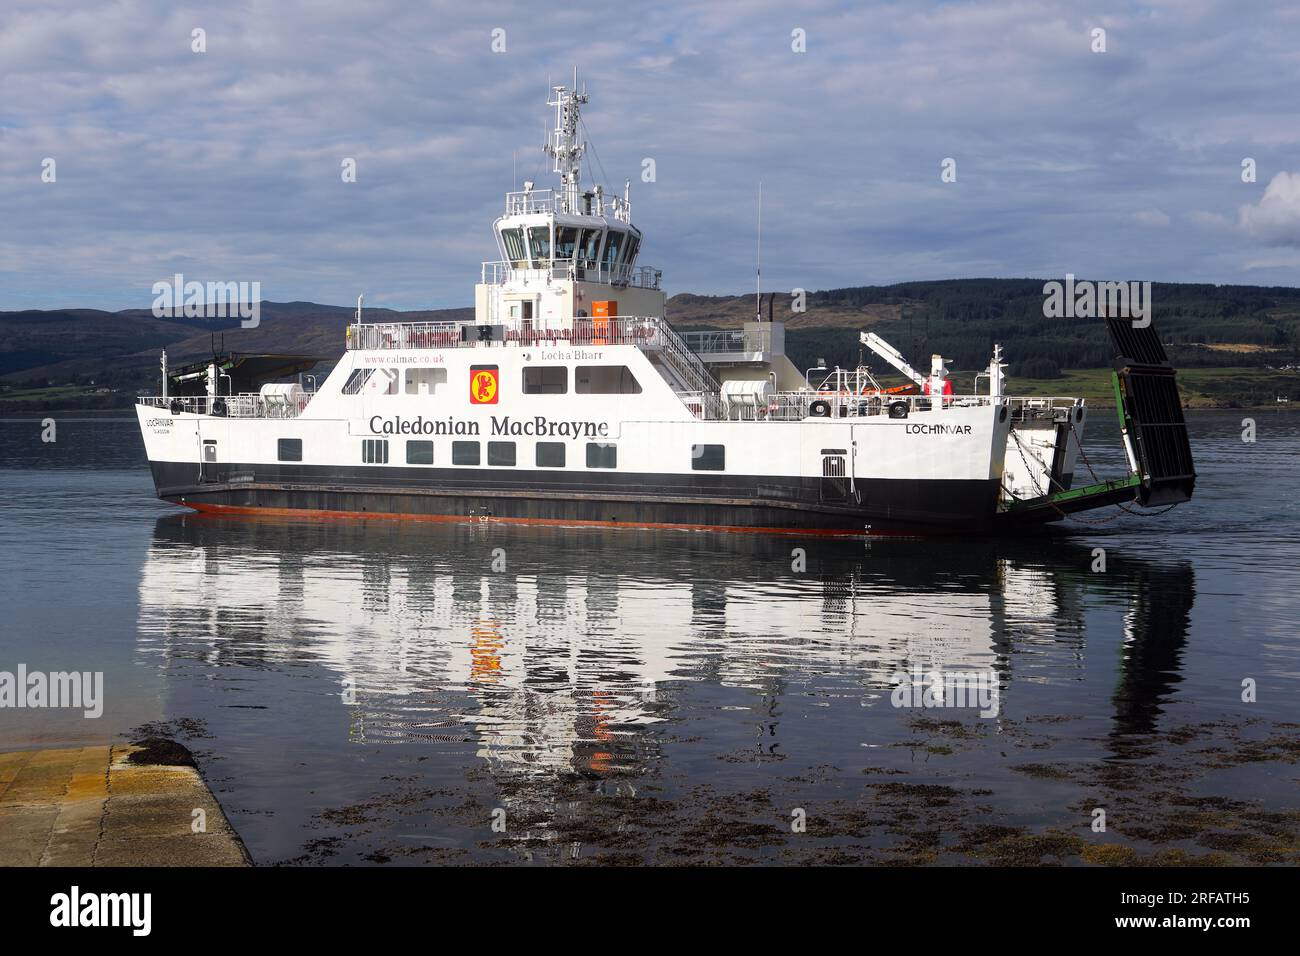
2,0,1300,312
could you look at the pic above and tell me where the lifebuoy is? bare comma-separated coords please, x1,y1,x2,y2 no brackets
169,399,183,415
809,399,832,418
888,400,909,419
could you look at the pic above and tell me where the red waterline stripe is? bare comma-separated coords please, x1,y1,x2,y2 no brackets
178,500,924,538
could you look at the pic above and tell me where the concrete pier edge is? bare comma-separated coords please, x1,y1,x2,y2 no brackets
0,740,251,867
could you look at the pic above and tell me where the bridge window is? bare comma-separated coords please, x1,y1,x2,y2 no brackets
528,225,551,268
578,229,602,268
601,230,624,270
501,228,527,267
623,232,640,267
691,444,725,471
277,438,302,462
523,366,567,394
406,440,434,465
536,442,566,467
555,227,580,263
488,441,516,466
405,367,447,395
452,441,480,466
362,439,388,464
586,442,617,469
576,365,641,394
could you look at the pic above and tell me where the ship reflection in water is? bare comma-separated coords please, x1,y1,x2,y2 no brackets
135,513,1204,863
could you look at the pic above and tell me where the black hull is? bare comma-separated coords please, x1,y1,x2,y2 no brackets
149,460,1002,535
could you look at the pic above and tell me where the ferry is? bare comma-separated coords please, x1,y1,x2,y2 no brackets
135,81,1195,535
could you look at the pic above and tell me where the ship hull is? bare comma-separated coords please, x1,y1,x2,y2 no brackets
147,460,1002,536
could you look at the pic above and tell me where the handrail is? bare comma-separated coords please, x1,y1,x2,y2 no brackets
480,259,661,290
137,393,311,419
683,327,772,354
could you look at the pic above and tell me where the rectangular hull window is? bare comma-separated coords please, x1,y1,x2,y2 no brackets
523,366,568,394
278,438,303,462
575,366,641,394
536,442,566,468
452,441,481,466
691,444,725,471
488,441,516,466
406,440,434,465
405,368,448,395
362,439,389,464
586,442,617,469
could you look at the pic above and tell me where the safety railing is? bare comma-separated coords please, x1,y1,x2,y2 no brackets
716,391,1002,422
137,393,312,419
504,189,561,215
1007,396,1085,424
683,327,772,355
346,322,464,350
480,259,661,289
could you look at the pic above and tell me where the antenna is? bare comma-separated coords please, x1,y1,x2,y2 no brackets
755,182,763,322
544,69,588,215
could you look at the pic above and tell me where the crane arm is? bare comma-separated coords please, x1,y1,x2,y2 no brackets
860,332,927,387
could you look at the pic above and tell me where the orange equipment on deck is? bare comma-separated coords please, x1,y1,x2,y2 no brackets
591,300,616,345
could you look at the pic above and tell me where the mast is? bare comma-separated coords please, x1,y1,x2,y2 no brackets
755,181,762,322
544,71,588,215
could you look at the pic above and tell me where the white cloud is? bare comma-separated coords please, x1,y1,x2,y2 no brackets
1239,171,1300,245
1134,209,1171,228
2,0,1300,308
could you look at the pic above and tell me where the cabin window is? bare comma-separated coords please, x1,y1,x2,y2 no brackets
370,369,399,395
406,440,434,465
342,368,373,395
488,441,516,466
501,227,527,267
528,225,551,267
555,227,580,264
601,230,624,270
691,444,725,471
362,439,389,464
575,365,641,394
452,441,480,465
536,442,566,468
405,367,447,395
623,232,640,267
523,366,568,394
586,442,617,469
277,438,302,462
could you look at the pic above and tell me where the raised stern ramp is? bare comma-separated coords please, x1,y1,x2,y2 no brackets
998,315,1196,526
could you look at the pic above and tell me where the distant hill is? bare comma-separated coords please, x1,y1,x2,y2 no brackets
2,279,1297,409
666,279,1300,380
0,302,472,400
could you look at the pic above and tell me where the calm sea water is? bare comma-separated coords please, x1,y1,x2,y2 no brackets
1,411,1297,865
